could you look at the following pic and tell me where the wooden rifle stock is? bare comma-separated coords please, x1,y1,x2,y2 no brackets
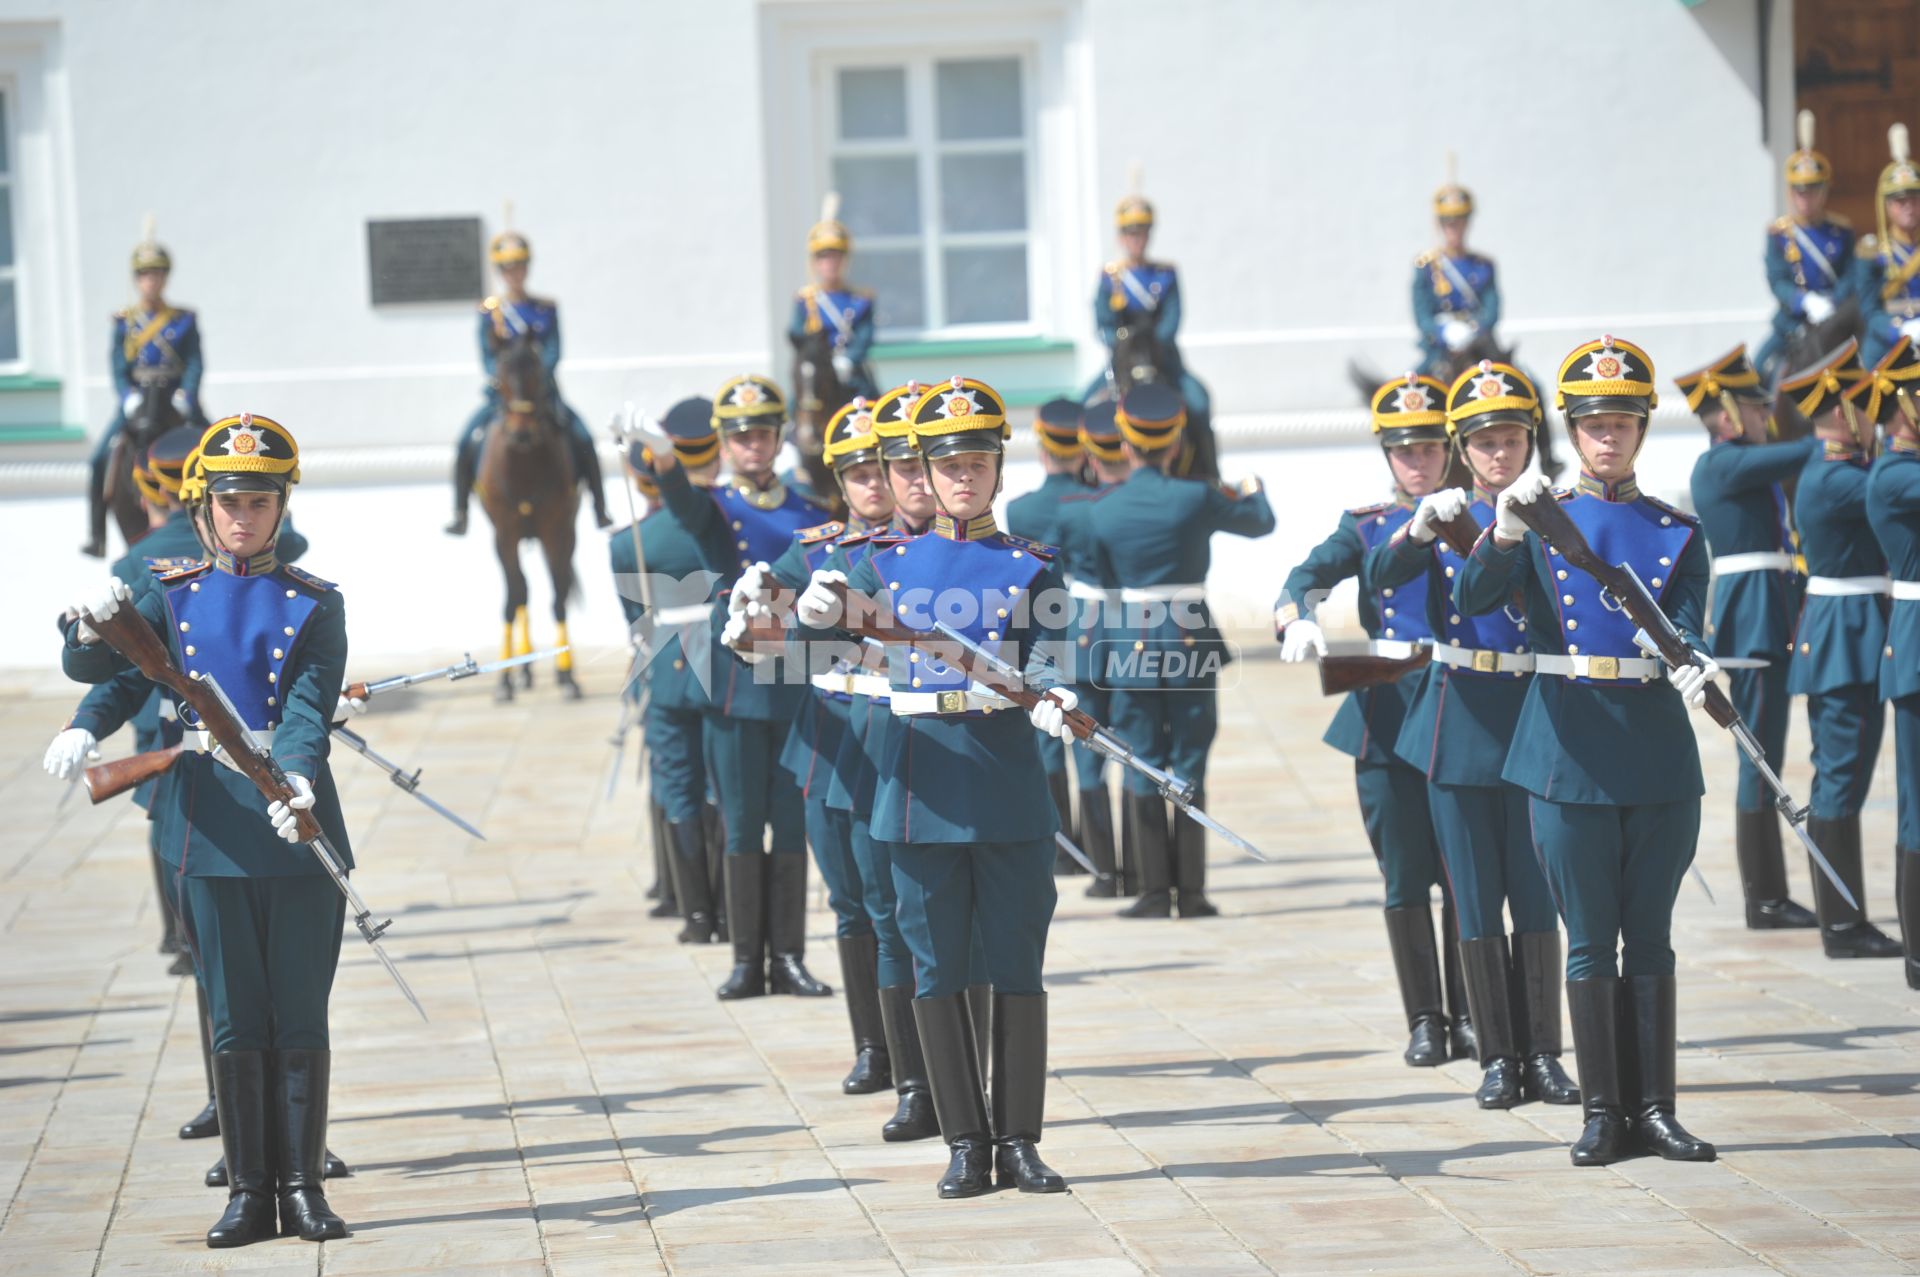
82,742,185,804
1435,511,1485,558
1317,648,1433,697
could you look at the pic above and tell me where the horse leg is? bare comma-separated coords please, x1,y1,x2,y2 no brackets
496,531,528,703
544,518,582,701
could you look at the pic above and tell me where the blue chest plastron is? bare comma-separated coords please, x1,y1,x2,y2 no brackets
161,566,323,731
1549,493,1696,673
1438,500,1528,664
880,534,1047,695
1356,504,1434,643
714,484,823,571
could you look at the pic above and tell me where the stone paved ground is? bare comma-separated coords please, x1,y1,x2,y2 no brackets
0,643,1916,1276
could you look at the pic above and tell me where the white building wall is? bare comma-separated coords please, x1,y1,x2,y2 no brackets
0,0,1796,452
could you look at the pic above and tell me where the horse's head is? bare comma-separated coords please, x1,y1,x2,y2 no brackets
788,324,844,457
495,334,554,448
128,378,182,447
1111,321,1164,395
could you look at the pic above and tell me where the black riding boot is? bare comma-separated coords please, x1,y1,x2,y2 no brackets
82,451,109,558
206,1052,276,1247
966,983,992,1089
1117,791,1139,897
1047,770,1082,875
913,993,994,1199
1173,793,1219,918
991,992,1066,1193
704,804,728,942
1511,931,1580,1105
647,802,679,918
181,981,219,1140
1737,807,1816,929
274,1049,348,1240
879,983,939,1141
1117,794,1173,918
1383,905,1448,1067
768,854,832,996
1442,894,1475,1061
838,934,890,1093
1566,978,1634,1166
1625,975,1715,1161
574,432,612,529
445,443,477,536
1458,936,1523,1109
1807,816,1901,958
1900,848,1920,991
715,856,766,999
668,819,716,944
1079,784,1119,898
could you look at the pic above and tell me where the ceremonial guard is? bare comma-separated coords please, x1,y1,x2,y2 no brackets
1080,383,1272,918
1276,375,1472,1066
62,413,356,1241
795,376,1070,1198
1782,341,1902,958
1368,361,1579,1110
1456,335,1717,1166
1413,162,1500,379
1083,177,1209,421
1859,339,1920,986
1007,398,1091,868
1758,112,1853,378
789,196,879,401
86,227,207,557
1857,125,1920,369
1681,346,1820,929
611,400,725,942
446,229,611,536
652,375,832,999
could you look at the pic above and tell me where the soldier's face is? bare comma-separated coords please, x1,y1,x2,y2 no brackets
1463,423,1529,489
1790,184,1828,222
1438,218,1468,252
839,460,893,522
1573,412,1644,480
1890,193,1920,235
812,251,846,287
928,451,997,518
210,491,281,556
723,427,779,478
135,269,167,305
1119,227,1149,260
886,458,937,522
498,261,529,292
1386,440,1448,497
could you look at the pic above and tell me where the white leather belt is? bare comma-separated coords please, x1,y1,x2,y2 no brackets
1434,642,1534,674
1893,580,1920,601
889,687,1013,716
1712,551,1792,577
194,726,273,772
1533,654,1663,681
1065,577,1113,602
1323,639,1428,659
810,672,891,698
1805,575,1891,597
654,603,713,626
1119,583,1206,604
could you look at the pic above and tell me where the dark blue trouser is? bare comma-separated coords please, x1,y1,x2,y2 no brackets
1355,759,1443,909
1896,693,1920,850
890,839,1055,999
1729,663,1791,814
1110,686,1217,795
1429,780,1558,940
707,716,807,858
180,875,345,1053
1806,684,1884,820
856,822,989,989
806,798,871,938
646,702,709,823
1527,796,1700,980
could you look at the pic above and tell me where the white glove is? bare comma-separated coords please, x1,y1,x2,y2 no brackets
1902,318,1920,344
1440,317,1476,351
267,774,315,843
1028,687,1079,739
1407,488,1470,544
43,728,99,780
832,353,855,381
1667,652,1721,710
730,562,772,617
1801,291,1835,324
795,569,846,628
72,577,132,644
615,400,670,453
1494,472,1551,542
1279,617,1327,663
720,611,754,651
170,387,191,415
121,390,142,417
333,694,366,723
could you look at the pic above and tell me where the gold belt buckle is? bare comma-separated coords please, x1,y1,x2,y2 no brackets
936,690,966,714
1471,649,1497,674
1588,656,1619,680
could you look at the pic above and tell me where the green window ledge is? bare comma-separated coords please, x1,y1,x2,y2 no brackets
872,334,1075,361
0,424,84,442
0,374,61,392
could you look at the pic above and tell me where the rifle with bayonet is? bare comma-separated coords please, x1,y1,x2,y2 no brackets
1508,490,1856,910
82,601,429,1020
342,647,565,702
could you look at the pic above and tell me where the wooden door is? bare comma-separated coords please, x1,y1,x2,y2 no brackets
1795,0,1920,233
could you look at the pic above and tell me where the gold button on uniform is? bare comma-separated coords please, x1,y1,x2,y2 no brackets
184,644,196,656
273,647,284,660
283,626,295,636
179,621,190,632
285,589,296,598
1562,594,1575,605
1567,619,1578,630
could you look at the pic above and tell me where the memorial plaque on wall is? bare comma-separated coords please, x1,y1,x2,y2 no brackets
366,216,483,305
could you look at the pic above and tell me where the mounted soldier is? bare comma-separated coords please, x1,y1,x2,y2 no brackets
1413,158,1501,381
1757,112,1855,380
1857,124,1920,369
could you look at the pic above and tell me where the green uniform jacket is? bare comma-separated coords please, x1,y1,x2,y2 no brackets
1790,445,1888,695
1689,435,1816,660
1868,446,1920,702
609,509,718,712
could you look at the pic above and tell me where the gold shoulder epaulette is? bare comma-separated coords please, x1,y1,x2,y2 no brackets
1829,211,1852,229
156,560,211,583
1103,261,1123,277
1000,532,1055,560
1643,494,1698,524
1857,234,1881,258
1771,215,1795,234
1413,249,1437,268
481,295,500,312
797,520,846,545
282,564,336,592
1348,499,1395,518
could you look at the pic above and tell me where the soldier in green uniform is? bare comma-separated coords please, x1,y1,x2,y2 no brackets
1781,341,1903,958
1277,375,1474,1066
1367,361,1579,1110
1859,338,1920,986
1007,398,1091,869
1457,335,1718,1166
1080,383,1273,919
796,376,1071,1198
1680,346,1821,930
62,413,355,1243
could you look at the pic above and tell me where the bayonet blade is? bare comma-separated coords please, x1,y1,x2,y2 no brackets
1053,830,1109,880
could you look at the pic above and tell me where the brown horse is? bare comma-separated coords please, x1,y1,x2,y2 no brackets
787,323,849,518
476,333,582,701
1091,319,1220,482
1348,333,1562,483
103,380,187,550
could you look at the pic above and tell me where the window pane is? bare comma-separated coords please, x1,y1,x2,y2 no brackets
859,248,925,330
939,153,1027,233
831,155,920,237
935,58,1022,141
838,67,907,141
942,246,1027,325
0,278,19,362
0,192,15,268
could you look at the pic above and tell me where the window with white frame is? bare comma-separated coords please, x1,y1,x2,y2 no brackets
824,53,1033,336
0,89,19,365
